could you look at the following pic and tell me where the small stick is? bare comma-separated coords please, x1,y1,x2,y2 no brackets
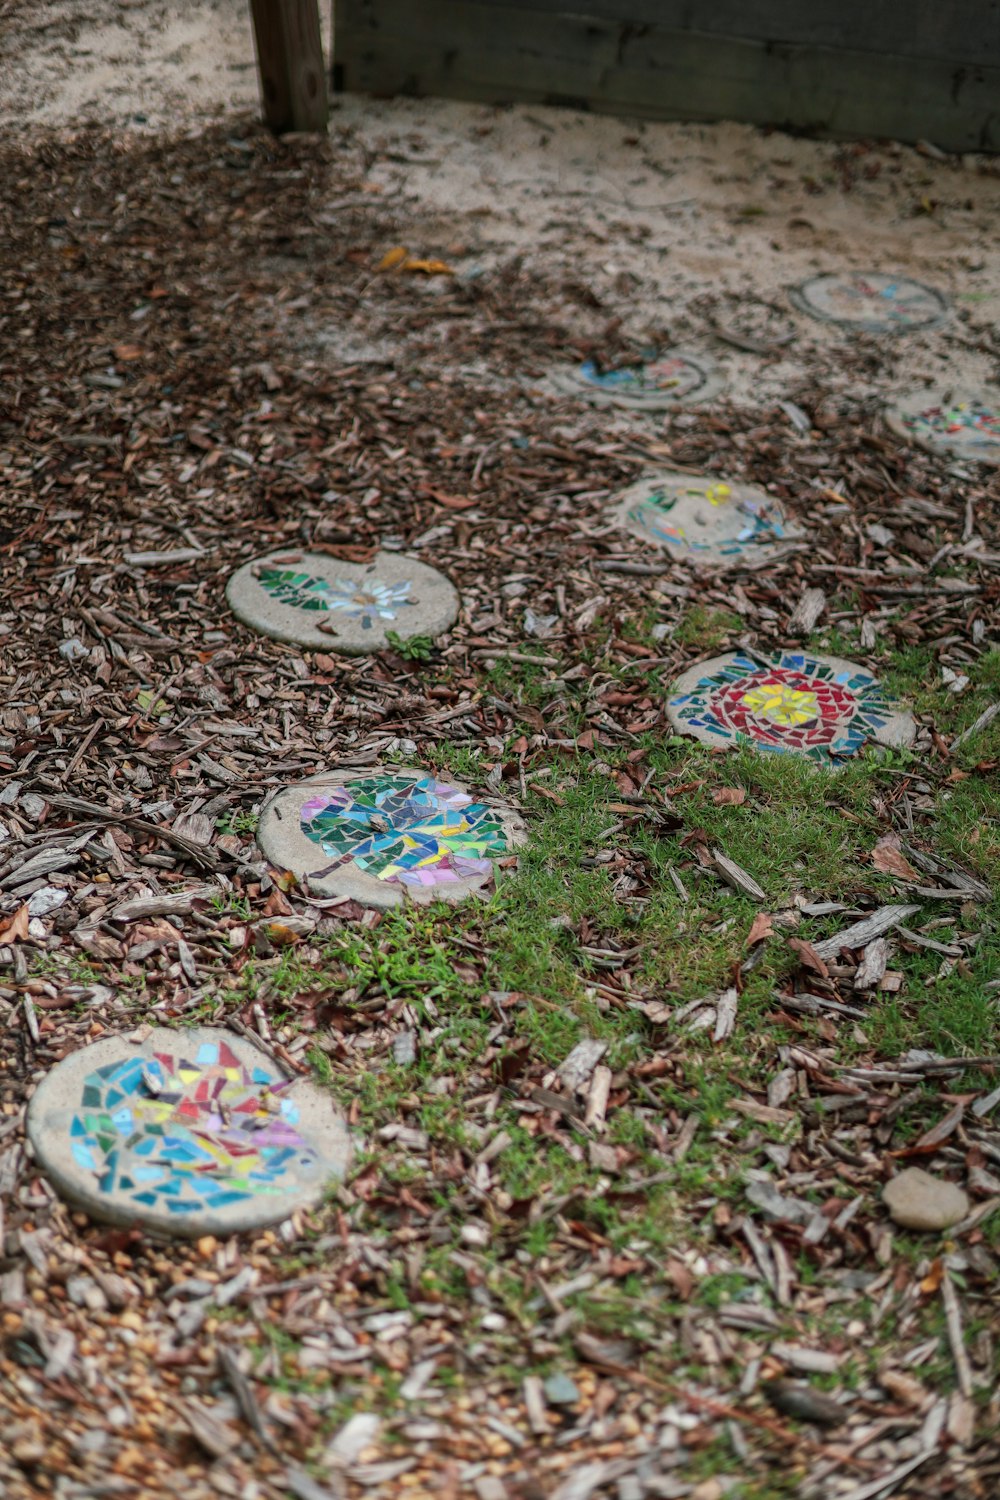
950,702,999,752
941,1273,974,1398
584,1065,612,1131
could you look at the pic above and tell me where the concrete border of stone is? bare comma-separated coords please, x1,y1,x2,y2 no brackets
226,549,460,653
550,348,723,411
885,389,1000,468
26,1027,352,1239
613,472,802,571
788,272,949,334
256,766,527,910
667,651,917,761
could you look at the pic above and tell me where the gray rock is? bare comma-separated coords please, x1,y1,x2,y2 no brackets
882,1167,970,1232
27,1027,351,1239
226,549,459,654
543,1373,580,1407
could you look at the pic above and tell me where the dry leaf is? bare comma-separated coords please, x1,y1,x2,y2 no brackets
0,904,30,944
897,1101,966,1156
418,484,477,510
878,1367,930,1410
665,1259,695,1300
872,834,919,880
112,342,144,361
919,1258,945,1295
712,786,746,806
377,245,408,271
787,937,829,978
747,912,774,946
402,256,454,276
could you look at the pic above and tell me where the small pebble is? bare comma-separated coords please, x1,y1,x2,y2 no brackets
543,1373,580,1406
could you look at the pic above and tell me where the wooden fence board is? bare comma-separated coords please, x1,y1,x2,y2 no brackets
335,0,1000,152
413,0,1000,68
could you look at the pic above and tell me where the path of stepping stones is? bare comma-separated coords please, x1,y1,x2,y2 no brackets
27,1029,351,1238
33,265,949,1234
788,271,949,334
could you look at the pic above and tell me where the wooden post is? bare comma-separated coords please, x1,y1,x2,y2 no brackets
249,0,329,134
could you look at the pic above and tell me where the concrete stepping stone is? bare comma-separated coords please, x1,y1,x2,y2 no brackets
886,389,1000,466
257,767,526,909
614,472,801,570
226,549,459,653
552,348,722,410
27,1028,351,1239
667,650,915,765
789,271,948,334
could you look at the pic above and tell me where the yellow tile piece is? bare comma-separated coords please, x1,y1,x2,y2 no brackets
741,681,820,727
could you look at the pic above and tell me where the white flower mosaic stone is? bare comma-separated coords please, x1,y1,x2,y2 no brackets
226,550,459,652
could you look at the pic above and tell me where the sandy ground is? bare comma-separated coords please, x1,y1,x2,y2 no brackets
1,0,998,413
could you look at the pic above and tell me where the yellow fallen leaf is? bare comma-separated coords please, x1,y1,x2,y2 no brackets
378,246,409,272
402,257,454,276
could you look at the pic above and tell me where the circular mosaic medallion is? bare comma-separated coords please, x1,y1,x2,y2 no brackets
614,473,801,570
553,349,722,410
789,272,948,334
257,768,526,909
26,1028,351,1238
667,651,915,764
886,390,1000,467
226,550,460,653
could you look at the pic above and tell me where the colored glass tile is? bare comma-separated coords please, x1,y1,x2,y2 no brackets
67,1046,316,1216
668,651,905,766
255,567,415,629
300,775,509,889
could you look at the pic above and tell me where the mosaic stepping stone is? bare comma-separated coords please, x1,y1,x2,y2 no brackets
886,390,1000,467
257,768,526,909
553,349,722,410
789,272,948,334
26,1028,351,1238
614,473,801,570
226,550,459,653
667,651,915,765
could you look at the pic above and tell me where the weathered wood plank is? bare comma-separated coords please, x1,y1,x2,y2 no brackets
413,0,1000,68
335,0,1000,153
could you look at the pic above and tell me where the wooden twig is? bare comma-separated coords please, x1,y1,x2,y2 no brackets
941,1273,974,1398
